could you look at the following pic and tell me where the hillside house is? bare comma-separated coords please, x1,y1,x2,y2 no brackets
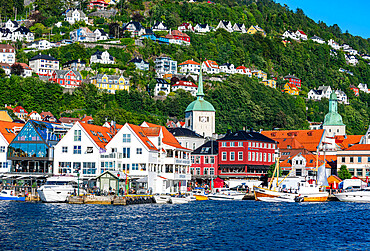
90,50,114,64
172,81,198,96
65,9,88,25
178,59,200,74
49,69,82,88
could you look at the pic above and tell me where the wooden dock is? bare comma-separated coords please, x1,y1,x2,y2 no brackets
67,195,154,205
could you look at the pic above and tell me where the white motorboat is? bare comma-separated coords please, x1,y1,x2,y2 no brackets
153,194,171,204
0,190,26,201
208,188,245,201
38,176,86,203
169,195,189,204
334,187,370,202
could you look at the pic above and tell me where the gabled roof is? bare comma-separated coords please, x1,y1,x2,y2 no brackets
30,54,58,61
12,63,31,70
155,78,170,85
274,138,305,150
192,140,218,155
40,111,55,118
179,59,200,66
129,57,148,64
13,106,27,114
58,117,81,124
335,135,362,150
287,83,299,91
261,129,325,152
219,130,276,143
0,44,15,52
203,60,219,69
284,75,300,80
168,128,203,138
197,24,208,29
79,122,112,149
280,153,330,169
296,30,306,35
0,121,24,143
173,81,197,88
128,123,158,151
123,21,143,31
81,116,93,123
343,144,370,151
170,30,189,37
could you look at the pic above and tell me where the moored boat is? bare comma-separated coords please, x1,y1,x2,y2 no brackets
191,187,209,201
169,195,189,204
208,188,245,201
153,194,171,204
0,190,26,201
334,187,370,202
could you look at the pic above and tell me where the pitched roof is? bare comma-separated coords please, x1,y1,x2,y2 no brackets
30,54,58,61
58,117,81,124
219,130,276,143
344,144,370,151
0,44,15,52
261,129,325,152
40,112,55,118
192,140,218,155
129,57,148,64
0,121,24,143
203,60,219,69
179,59,200,66
173,81,198,88
81,116,93,123
280,153,331,169
79,122,112,149
284,75,300,80
13,106,27,114
155,78,169,85
296,30,306,35
170,30,189,37
0,110,13,122
335,135,362,150
274,138,305,149
168,128,203,138
127,123,158,151
12,63,31,70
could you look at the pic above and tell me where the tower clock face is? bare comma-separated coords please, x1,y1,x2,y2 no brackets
200,116,208,122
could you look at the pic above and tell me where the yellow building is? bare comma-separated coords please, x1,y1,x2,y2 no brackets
283,83,299,96
251,70,267,80
91,74,130,94
261,79,276,89
247,25,266,37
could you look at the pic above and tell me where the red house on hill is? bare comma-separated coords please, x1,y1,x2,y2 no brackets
217,130,277,179
49,69,82,88
284,74,302,88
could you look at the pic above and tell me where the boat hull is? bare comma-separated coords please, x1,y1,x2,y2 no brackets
153,195,170,204
208,194,245,201
169,197,189,204
194,195,208,201
0,196,26,201
38,185,79,203
334,191,370,202
254,186,328,202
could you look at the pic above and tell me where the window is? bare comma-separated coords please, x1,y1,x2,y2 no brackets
368,157,370,163
74,130,81,141
132,164,139,170
252,152,255,161
252,142,255,147
222,152,227,161
230,152,235,161
0,146,5,152
268,153,271,162
296,169,302,176
256,152,259,161
73,146,81,154
210,156,215,164
196,168,201,175
90,130,97,136
123,148,130,158
260,152,263,162
230,142,235,147
83,162,96,175
238,152,243,161
210,168,215,176
358,157,362,163
59,162,71,174
204,157,209,164
264,153,267,162
122,134,131,143
136,148,142,154
191,156,195,164
342,157,346,163
349,157,354,163
73,162,81,173
248,142,251,147
248,152,251,161
62,147,68,153
357,169,363,177
204,168,208,175
238,142,243,147
195,157,200,164
86,147,93,154
222,142,227,147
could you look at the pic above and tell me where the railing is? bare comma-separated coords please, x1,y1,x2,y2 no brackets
100,152,122,159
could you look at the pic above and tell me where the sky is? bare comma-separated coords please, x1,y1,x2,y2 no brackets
274,0,370,39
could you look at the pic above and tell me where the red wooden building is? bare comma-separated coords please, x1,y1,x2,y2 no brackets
284,74,302,88
49,69,82,88
190,140,218,180
217,130,277,179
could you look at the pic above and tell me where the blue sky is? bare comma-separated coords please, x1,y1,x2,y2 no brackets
274,0,370,39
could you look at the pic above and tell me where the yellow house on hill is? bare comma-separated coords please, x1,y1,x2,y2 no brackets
261,79,276,89
251,70,267,80
283,82,299,96
91,74,130,94
247,25,266,37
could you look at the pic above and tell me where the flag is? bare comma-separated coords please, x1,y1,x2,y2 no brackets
317,163,329,186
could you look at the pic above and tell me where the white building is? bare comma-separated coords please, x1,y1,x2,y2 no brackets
65,9,88,25
310,35,325,44
172,81,198,96
235,66,252,77
328,39,341,50
358,83,369,94
295,30,307,40
53,122,112,179
29,54,60,77
90,50,115,64
194,24,211,33
168,127,205,150
27,40,55,50
178,59,200,74
29,111,42,120
0,44,16,64
154,78,171,96
4,19,19,32
308,86,348,104
343,47,358,55
233,23,246,33
216,20,233,32
0,121,23,173
282,30,299,41
219,63,235,74
178,23,194,32
154,56,177,76
202,60,219,74
345,54,358,65
152,21,168,32
12,63,33,78
94,29,109,40
70,27,97,42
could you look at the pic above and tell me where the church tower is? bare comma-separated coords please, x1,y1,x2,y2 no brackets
184,67,215,137
322,92,346,136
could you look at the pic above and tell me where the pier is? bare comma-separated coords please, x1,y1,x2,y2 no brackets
67,195,154,205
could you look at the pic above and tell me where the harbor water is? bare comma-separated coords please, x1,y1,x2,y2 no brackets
0,200,369,250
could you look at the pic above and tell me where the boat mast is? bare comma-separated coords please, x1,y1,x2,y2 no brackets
268,157,280,191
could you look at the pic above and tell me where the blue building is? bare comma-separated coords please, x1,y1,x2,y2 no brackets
142,34,169,44
7,120,72,174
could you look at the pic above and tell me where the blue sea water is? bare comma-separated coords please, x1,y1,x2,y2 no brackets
0,200,369,250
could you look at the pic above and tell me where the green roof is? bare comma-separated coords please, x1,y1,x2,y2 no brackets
323,91,345,126
185,99,215,112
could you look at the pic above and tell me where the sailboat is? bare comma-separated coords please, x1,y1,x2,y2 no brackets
254,154,329,202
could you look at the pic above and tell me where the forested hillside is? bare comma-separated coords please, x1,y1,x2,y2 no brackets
1,0,369,134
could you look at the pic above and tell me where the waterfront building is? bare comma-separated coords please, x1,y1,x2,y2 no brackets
53,122,112,181
337,144,370,178
217,130,277,179
279,153,329,178
190,140,218,181
7,120,72,174
185,69,216,138
29,54,60,77
0,121,23,173
168,127,205,150
322,92,346,137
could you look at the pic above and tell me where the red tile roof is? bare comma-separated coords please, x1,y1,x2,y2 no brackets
128,123,158,151
0,44,15,52
344,144,370,151
59,117,81,124
280,153,331,169
179,59,200,66
297,30,306,35
173,81,197,87
335,135,363,150
79,122,112,149
0,121,24,143
12,63,31,70
82,116,93,123
13,106,28,114
170,30,189,37
203,60,219,69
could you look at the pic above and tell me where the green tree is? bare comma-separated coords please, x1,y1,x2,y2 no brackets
267,163,282,178
337,165,352,180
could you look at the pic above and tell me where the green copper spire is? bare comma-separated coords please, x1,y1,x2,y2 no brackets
323,92,345,126
196,63,204,98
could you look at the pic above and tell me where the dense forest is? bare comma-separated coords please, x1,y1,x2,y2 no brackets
1,0,369,134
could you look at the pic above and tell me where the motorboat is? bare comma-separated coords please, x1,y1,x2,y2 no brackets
334,187,370,202
153,194,171,204
169,195,189,204
37,176,86,203
191,187,209,201
0,190,26,201
208,188,245,201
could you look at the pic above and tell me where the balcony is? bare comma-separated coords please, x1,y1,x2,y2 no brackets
100,152,122,159
160,173,191,180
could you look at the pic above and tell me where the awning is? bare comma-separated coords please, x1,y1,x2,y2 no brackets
135,177,148,183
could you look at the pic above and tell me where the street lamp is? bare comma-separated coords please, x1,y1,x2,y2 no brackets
117,172,120,196
77,172,80,196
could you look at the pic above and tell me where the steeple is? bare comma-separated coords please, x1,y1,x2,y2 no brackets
196,62,204,99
